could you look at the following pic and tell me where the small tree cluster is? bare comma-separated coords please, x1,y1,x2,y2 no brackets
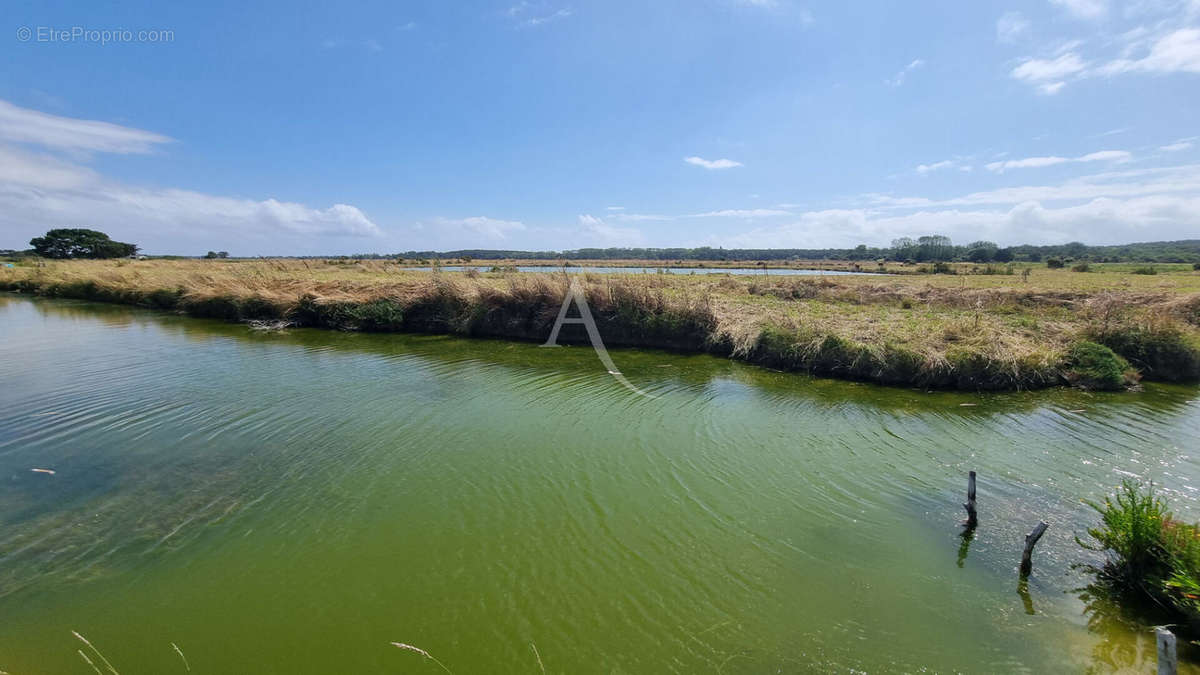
29,229,138,259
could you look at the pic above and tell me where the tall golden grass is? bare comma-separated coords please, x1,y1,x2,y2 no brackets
3,259,1198,390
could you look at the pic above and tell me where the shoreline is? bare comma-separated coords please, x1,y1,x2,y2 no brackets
5,261,1199,392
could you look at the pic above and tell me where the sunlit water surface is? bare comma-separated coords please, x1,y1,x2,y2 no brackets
1,296,1198,673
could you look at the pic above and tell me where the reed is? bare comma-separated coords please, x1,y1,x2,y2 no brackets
3,258,1198,391
72,631,120,675
390,642,453,674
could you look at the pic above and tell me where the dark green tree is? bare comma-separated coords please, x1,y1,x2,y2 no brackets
30,229,138,259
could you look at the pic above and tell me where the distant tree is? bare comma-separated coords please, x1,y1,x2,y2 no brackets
965,240,998,263
218,251,229,258
1046,257,1065,269
916,235,954,261
30,229,137,259
204,251,218,259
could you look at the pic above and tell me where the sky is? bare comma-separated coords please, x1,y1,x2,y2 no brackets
1,0,1199,256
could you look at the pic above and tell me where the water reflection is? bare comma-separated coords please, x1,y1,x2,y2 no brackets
3,296,1200,673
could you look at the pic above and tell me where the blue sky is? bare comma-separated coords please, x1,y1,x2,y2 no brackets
2,0,1199,255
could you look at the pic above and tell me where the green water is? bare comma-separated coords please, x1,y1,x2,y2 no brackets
2,296,1199,674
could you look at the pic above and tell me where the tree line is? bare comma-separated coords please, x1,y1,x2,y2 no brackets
391,238,1200,263
6,229,1200,263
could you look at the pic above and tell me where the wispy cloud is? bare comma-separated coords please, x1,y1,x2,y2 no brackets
1050,0,1108,20
996,11,1031,44
429,216,525,239
916,159,972,174
0,99,171,154
1010,52,1086,94
609,212,672,222
577,214,644,244
0,100,381,253
524,8,572,27
1161,138,1197,152
684,156,743,170
508,2,573,27
985,149,1131,172
1009,7,1200,95
1097,28,1200,75
725,164,1200,248
885,59,925,87
687,208,791,218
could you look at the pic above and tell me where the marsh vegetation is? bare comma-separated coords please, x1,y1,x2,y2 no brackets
2,258,1199,390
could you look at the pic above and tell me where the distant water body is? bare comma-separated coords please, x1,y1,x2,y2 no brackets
407,264,882,276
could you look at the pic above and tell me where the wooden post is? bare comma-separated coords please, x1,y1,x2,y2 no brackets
963,471,978,528
1019,521,1049,577
1157,627,1177,675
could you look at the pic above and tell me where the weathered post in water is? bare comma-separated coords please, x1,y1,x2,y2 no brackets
963,471,978,528
1019,521,1049,577
1157,627,1178,675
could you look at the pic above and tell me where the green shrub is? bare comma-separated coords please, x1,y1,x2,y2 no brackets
1071,262,1091,273
1091,324,1200,382
1063,340,1135,390
1132,266,1158,275
1079,481,1200,635
1193,262,1200,271
1046,257,1065,269
1080,481,1174,588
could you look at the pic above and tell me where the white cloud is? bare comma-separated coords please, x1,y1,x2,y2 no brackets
1079,149,1132,162
1013,21,1200,94
722,191,1200,249
1010,52,1087,94
605,205,625,211
0,99,382,254
610,212,672,222
1098,28,1200,74
1161,138,1196,151
916,159,975,174
869,163,1200,210
688,208,791,218
523,8,572,27
986,149,1130,172
986,156,1070,171
1050,0,1108,20
430,216,525,239
996,11,1031,43
506,2,572,27
0,99,172,154
576,214,644,244
0,156,382,253
683,156,743,170
885,59,925,87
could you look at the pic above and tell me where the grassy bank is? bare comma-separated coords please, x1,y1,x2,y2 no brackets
3,258,1199,391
